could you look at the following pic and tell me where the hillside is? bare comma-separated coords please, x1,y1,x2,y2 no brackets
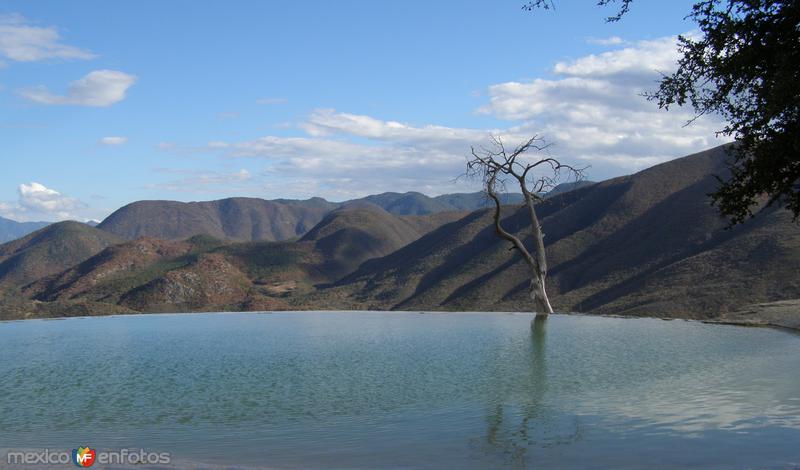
300,206,441,279
431,192,524,211
16,207,462,316
349,191,528,214
3,144,798,322
545,180,596,198
98,197,337,242
0,221,123,287
328,144,800,319
0,216,49,243
96,192,527,242
25,236,200,302
350,192,453,215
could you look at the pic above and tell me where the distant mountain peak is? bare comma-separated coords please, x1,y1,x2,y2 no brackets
96,191,534,242
0,216,50,244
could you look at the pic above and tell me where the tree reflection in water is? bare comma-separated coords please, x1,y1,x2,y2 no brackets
471,315,582,468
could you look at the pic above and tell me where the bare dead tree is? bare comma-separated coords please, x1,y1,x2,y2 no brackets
466,135,585,317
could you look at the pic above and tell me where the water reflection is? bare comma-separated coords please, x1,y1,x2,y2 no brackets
473,315,582,468
1,312,799,468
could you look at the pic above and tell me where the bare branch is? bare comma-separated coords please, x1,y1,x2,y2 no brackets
465,134,585,316
486,172,538,270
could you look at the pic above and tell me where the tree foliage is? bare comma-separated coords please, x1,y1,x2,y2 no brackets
523,0,634,22
648,0,800,224
525,0,800,224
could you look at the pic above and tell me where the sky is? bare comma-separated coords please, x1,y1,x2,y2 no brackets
0,0,729,222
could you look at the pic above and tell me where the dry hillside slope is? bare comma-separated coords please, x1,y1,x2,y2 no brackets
98,197,337,242
0,221,123,287
9,207,463,317
97,192,519,242
2,144,797,322
331,144,800,319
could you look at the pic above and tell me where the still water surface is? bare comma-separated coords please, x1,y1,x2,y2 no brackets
1,312,799,468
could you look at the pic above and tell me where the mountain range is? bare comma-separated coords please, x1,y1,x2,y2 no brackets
95,190,529,242
335,145,800,318
0,216,49,243
0,144,797,324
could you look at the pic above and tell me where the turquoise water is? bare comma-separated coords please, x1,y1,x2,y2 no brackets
1,312,799,469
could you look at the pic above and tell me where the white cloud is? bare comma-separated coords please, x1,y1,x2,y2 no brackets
99,136,128,146
0,182,87,221
18,182,85,218
587,36,625,46
0,201,14,216
553,37,679,78
19,69,137,107
479,35,729,173
303,108,490,148
0,14,95,62
155,35,730,199
256,97,287,105
146,169,253,194
158,111,524,199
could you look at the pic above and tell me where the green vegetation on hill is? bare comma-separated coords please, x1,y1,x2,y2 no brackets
0,221,122,287
301,207,438,280
97,197,335,242
5,207,462,318
96,191,530,242
353,192,452,215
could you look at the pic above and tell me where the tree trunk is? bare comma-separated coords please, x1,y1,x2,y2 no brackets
469,136,582,320
529,275,554,316
522,186,553,317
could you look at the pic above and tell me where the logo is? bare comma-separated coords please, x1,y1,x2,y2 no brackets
72,447,96,467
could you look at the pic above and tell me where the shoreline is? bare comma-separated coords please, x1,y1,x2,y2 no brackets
1,307,797,333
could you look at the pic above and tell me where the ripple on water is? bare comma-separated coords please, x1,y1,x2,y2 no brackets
0,312,799,468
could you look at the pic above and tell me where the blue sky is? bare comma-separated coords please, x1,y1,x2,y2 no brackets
1,0,727,221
